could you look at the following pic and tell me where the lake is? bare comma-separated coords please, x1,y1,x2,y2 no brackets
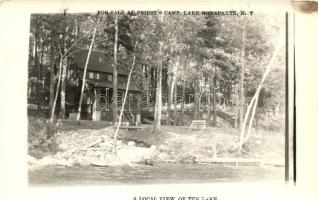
28,163,284,186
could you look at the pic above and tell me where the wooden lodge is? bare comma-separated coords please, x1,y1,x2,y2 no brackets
68,49,142,122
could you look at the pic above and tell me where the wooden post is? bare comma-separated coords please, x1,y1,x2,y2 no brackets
92,88,97,121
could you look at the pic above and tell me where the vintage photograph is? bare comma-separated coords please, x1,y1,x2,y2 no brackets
27,11,288,185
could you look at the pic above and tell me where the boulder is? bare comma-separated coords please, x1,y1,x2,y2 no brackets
158,144,169,151
117,146,157,164
128,141,136,146
156,152,170,161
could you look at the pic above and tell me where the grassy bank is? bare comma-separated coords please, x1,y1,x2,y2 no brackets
28,118,284,168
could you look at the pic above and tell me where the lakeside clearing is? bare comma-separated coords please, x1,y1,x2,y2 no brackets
28,118,284,169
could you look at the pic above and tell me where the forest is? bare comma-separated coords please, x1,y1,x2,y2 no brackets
27,12,286,166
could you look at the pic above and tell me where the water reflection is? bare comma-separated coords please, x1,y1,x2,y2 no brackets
29,163,284,186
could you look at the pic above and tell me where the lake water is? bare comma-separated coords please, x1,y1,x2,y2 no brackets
28,163,284,186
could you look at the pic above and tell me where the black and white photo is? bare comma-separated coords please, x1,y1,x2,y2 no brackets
26,10,291,185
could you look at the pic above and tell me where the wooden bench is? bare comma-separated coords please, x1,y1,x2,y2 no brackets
190,120,207,130
118,126,142,131
113,122,142,131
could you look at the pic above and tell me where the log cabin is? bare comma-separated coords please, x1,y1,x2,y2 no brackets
68,49,142,122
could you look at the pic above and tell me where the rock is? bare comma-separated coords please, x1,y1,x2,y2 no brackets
253,152,260,158
116,140,122,145
37,156,57,166
158,144,169,151
228,142,239,153
32,138,40,146
242,143,252,152
117,146,149,164
216,143,224,154
128,141,136,146
58,143,69,151
150,145,157,150
241,147,249,155
54,151,66,159
169,150,176,155
156,152,170,161
144,158,154,166
179,154,197,164
98,141,112,149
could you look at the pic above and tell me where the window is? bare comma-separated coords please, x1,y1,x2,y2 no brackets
89,72,94,79
98,56,103,63
118,76,127,85
88,72,101,80
107,74,112,81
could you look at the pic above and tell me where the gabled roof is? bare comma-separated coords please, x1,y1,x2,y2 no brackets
70,49,128,75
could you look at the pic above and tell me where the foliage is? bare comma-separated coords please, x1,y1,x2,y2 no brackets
28,12,285,127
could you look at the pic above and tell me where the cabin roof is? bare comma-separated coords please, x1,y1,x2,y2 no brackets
86,79,141,92
70,49,128,75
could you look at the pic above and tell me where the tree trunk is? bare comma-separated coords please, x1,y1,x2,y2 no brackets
181,53,189,123
239,86,259,149
114,42,138,141
34,35,41,114
181,83,186,114
49,41,55,115
171,63,178,106
50,55,63,123
60,58,67,118
60,25,70,119
255,111,259,135
193,79,200,120
112,15,119,124
238,35,284,149
153,61,163,133
234,84,240,129
153,15,164,133
163,68,168,98
168,62,178,125
245,94,259,142
38,37,45,115
174,79,178,125
207,90,211,120
76,19,99,121
167,72,172,125
227,82,231,106
39,40,44,82
212,66,217,126
150,67,155,101
239,25,246,131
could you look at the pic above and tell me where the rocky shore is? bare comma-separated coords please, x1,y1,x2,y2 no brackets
28,119,284,169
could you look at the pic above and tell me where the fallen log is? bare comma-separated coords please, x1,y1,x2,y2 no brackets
82,138,103,149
